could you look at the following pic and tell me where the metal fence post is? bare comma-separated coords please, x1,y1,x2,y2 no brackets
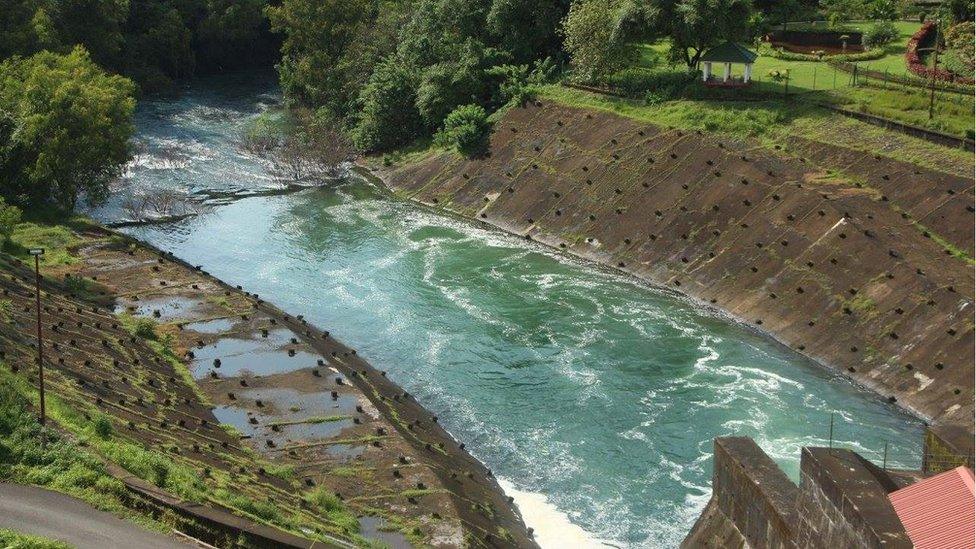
882,442,889,470
828,413,834,454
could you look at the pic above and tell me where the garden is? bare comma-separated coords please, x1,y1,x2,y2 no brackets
572,9,975,141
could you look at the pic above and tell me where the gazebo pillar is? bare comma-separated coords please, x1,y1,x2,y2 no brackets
702,62,712,81
744,63,753,83
723,63,731,82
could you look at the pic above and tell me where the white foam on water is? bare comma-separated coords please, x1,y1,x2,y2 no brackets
497,478,617,549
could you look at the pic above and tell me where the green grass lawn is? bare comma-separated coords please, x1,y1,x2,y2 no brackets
776,20,922,75
630,31,973,138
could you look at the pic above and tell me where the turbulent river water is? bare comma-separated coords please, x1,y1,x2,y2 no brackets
89,73,924,548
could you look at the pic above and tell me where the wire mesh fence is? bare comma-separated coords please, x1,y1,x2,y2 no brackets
823,413,973,473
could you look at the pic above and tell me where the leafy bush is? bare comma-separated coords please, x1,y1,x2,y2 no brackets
133,318,157,340
943,22,975,77
487,58,559,106
92,415,113,440
434,104,492,156
0,198,21,245
600,69,696,101
862,20,899,48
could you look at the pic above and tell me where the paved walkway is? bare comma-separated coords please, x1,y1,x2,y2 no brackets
0,483,189,549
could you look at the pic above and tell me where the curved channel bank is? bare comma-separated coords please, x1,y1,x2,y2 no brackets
371,100,975,443
121,232,540,548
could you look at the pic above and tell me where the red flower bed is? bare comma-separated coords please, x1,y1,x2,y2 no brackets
905,21,975,84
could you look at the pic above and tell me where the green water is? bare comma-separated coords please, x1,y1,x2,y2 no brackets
92,74,924,547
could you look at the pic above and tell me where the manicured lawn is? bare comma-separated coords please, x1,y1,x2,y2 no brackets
630,29,973,138
777,20,922,75
859,21,922,75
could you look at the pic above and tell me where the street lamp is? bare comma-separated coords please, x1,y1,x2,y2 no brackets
29,248,46,446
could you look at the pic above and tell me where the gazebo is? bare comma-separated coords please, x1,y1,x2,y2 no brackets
700,42,759,88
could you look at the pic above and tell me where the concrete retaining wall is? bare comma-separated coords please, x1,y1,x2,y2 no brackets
794,448,911,548
683,440,915,548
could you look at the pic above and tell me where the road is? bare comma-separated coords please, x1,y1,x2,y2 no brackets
0,483,190,549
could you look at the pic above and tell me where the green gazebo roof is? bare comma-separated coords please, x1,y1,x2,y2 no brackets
701,42,759,64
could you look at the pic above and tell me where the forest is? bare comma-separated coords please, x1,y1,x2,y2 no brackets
0,0,973,215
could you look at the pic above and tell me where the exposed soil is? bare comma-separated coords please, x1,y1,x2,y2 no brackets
376,101,974,448
0,225,536,548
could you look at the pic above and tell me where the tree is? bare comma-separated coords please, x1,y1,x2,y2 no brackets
121,0,195,92
0,0,59,58
267,0,376,117
819,0,869,27
663,0,754,68
486,0,570,63
0,47,136,211
415,40,506,129
352,55,424,152
51,0,128,68
561,0,639,81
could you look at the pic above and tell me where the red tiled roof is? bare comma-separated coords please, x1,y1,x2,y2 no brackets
889,466,975,549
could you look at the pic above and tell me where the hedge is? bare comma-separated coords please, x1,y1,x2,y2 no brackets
766,46,886,63
905,22,975,84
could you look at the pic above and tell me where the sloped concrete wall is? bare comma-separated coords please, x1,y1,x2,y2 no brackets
384,100,974,436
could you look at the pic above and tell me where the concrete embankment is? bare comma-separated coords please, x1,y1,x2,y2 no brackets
0,223,536,548
375,100,974,444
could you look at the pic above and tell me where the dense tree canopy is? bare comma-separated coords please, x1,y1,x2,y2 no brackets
0,0,277,92
561,0,640,80
270,0,571,152
0,47,135,211
663,0,754,67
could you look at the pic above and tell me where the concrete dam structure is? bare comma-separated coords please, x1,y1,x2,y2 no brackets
379,99,975,544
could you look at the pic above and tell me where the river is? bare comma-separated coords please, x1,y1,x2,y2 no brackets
89,73,923,548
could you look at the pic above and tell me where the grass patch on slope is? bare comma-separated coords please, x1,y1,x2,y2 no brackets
537,85,974,175
0,528,72,549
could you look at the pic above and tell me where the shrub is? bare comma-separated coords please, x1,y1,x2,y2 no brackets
487,58,558,106
766,46,885,63
862,20,899,48
92,415,113,440
0,197,21,245
133,318,157,340
434,104,492,156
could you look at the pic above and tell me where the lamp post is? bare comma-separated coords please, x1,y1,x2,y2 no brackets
928,20,940,120
29,248,46,447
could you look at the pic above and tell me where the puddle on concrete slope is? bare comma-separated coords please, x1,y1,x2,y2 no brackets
189,328,320,378
182,317,239,334
359,516,412,549
116,295,205,322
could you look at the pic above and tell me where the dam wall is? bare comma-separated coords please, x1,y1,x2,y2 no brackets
683,438,913,548
380,100,974,441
